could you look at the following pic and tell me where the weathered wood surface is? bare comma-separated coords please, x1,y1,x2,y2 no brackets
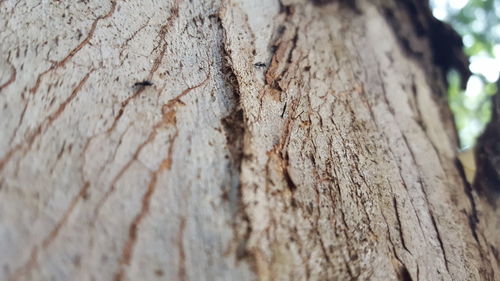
0,0,498,280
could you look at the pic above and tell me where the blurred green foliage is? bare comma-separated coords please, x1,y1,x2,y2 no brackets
431,0,499,149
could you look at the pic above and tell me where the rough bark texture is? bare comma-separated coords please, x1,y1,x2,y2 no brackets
0,0,498,281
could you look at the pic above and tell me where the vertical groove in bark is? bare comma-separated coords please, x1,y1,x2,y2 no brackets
1,1,254,280
221,0,499,280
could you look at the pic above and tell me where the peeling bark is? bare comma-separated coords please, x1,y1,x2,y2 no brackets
0,0,498,281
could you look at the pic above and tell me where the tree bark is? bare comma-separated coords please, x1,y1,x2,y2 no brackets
0,0,498,280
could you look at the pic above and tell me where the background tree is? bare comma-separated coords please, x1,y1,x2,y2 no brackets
431,0,500,148
0,0,498,281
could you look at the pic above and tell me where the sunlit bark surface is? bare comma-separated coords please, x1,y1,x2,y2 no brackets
0,0,498,280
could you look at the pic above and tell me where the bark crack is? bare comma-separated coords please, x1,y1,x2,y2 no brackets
428,212,450,273
454,159,480,243
401,134,451,275
0,70,94,171
118,17,153,63
177,216,187,281
381,209,414,281
7,180,90,281
28,1,117,95
113,167,159,281
393,197,412,254
0,58,16,92
42,181,91,248
93,74,209,218
112,123,180,281
107,2,181,134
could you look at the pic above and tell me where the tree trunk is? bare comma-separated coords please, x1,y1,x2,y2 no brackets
0,0,498,280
